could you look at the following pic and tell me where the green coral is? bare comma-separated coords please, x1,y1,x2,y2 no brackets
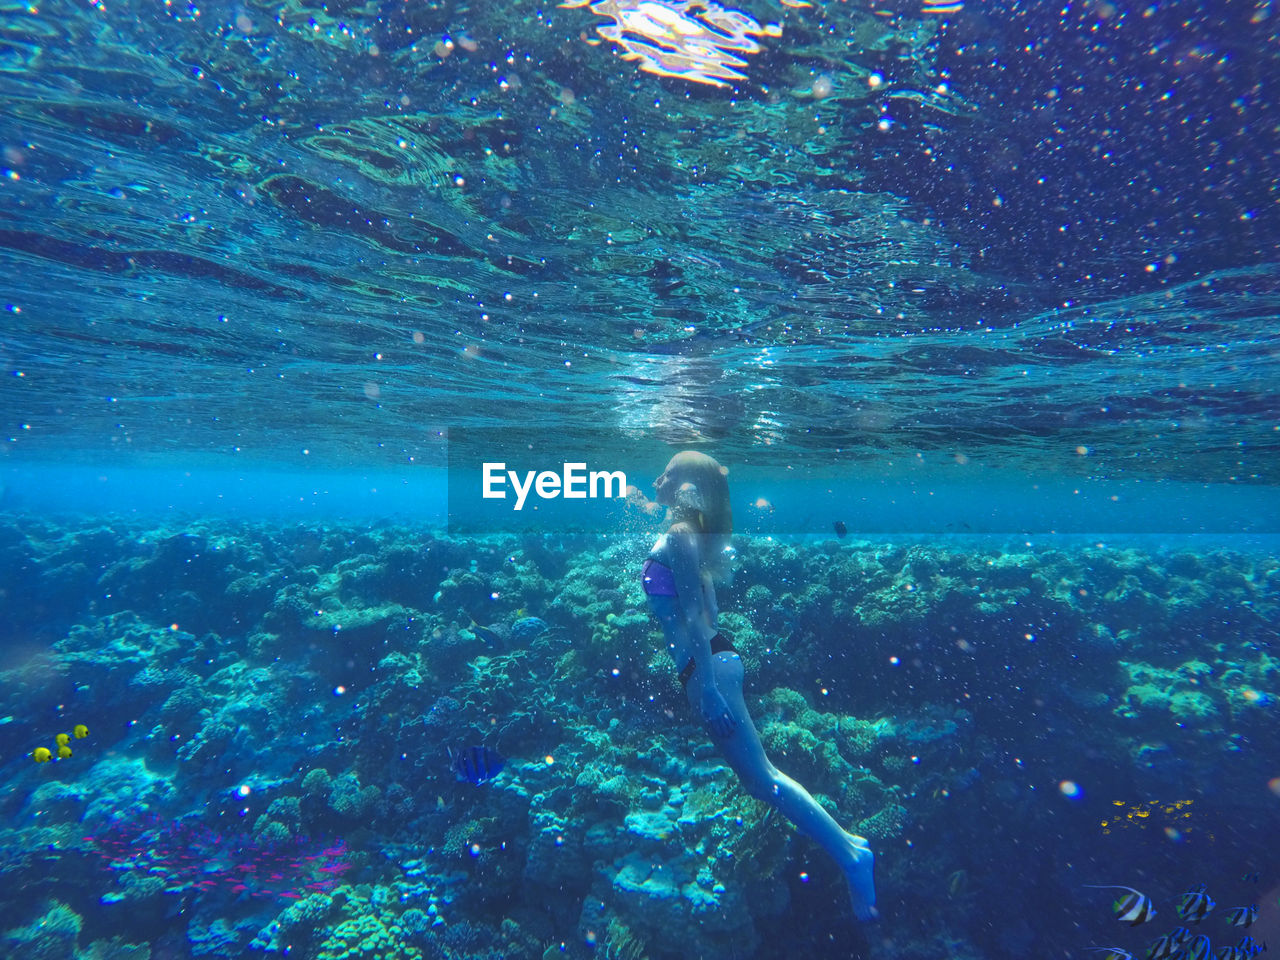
835,716,883,757
315,912,421,960
2,901,83,960
1117,660,1223,725
682,781,730,817
442,817,492,857
756,687,867,794
599,607,650,647
159,684,207,722
252,818,292,844
761,716,819,752
328,773,381,819
98,868,166,904
598,917,646,960
265,795,303,829
716,798,791,882
303,767,333,796
1220,652,1279,712
252,892,336,953
1119,651,1278,728
758,686,809,720
271,794,303,819
77,938,151,960
858,802,911,840
597,774,640,806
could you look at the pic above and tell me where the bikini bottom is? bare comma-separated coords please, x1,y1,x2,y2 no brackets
678,633,738,688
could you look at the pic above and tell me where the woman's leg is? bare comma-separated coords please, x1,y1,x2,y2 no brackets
689,652,877,921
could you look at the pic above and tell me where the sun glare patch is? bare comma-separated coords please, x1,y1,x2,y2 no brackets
561,0,776,88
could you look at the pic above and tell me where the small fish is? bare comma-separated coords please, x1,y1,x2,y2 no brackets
1226,905,1259,928
451,745,505,785
32,746,51,763
1184,936,1212,960
469,620,510,647
1178,884,1216,923
73,724,89,739
1088,949,1135,960
1086,885,1158,926
1148,933,1179,960
1237,936,1267,956
1218,947,1245,960
833,520,848,538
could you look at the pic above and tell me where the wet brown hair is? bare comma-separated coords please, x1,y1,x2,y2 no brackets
662,450,733,579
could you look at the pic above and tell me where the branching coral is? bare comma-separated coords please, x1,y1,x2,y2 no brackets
598,916,646,960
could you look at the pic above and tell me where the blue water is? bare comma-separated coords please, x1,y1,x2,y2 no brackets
4,462,1279,536
1,0,1278,957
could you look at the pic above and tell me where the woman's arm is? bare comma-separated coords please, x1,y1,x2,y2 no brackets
665,528,714,639
666,527,737,737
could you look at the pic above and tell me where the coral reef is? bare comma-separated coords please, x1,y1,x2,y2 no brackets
0,516,1275,959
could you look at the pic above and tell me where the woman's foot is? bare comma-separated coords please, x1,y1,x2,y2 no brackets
843,835,878,922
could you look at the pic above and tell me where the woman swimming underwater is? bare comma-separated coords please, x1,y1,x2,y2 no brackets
640,450,877,922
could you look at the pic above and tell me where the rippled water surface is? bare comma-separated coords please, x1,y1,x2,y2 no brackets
2,1,1278,478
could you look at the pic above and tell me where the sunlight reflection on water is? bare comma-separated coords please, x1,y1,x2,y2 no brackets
560,0,780,87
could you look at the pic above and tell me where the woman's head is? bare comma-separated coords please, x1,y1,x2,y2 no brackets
654,451,733,571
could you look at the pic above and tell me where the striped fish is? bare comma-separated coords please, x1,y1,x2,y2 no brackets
1086,885,1158,926
1184,936,1212,960
1225,905,1258,928
1237,936,1267,956
449,744,506,784
1177,883,1216,923
1217,946,1245,960
1147,932,1179,960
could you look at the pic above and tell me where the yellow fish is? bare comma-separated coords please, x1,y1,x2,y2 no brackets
73,724,89,739
32,747,52,763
